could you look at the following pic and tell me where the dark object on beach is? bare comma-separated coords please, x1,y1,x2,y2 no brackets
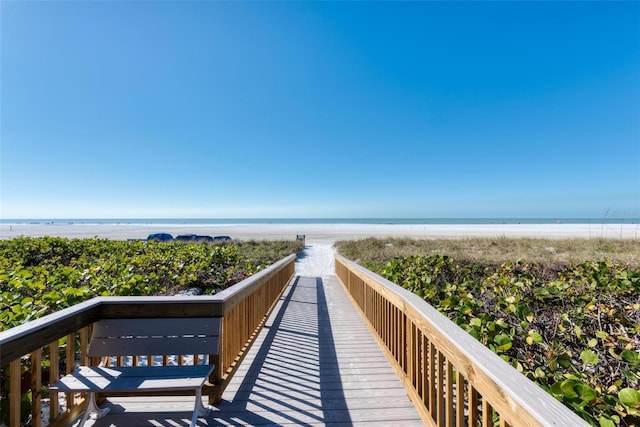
213,235,231,241
175,234,198,241
147,233,174,241
176,234,214,242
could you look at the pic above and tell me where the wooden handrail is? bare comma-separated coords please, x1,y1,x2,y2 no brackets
335,254,587,427
0,254,295,427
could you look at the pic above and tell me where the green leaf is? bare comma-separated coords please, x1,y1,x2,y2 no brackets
598,417,615,427
580,350,599,365
620,350,640,365
550,381,563,396
561,380,579,399
20,297,34,305
596,330,609,339
517,304,534,321
526,330,543,345
574,326,582,339
494,334,512,352
588,338,598,348
558,354,571,368
495,319,509,329
575,383,597,405
618,388,640,409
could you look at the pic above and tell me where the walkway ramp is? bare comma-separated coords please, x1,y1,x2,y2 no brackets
211,275,422,425
89,275,422,426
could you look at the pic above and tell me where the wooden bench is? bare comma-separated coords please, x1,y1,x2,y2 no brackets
49,317,220,427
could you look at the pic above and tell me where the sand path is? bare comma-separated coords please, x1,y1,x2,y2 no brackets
294,240,336,277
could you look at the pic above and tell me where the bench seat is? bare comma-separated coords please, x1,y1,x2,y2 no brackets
49,317,220,427
50,365,214,393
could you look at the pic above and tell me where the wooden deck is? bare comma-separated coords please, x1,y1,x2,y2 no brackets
86,275,422,426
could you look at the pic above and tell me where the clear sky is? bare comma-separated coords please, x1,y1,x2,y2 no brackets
1,1,639,219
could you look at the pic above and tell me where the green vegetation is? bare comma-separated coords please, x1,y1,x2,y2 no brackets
336,238,640,427
0,236,302,424
336,237,640,272
0,236,303,331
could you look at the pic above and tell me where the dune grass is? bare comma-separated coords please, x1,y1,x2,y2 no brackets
335,237,640,271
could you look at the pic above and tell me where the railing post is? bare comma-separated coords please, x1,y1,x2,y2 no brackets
65,332,75,411
49,340,60,423
209,351,223,404
9,359,20,427
31,349,42,427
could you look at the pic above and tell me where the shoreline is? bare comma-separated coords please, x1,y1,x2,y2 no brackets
1,223,638,243
2,217,638,226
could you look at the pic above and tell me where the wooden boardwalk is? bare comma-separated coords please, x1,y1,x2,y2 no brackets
88,275,422,426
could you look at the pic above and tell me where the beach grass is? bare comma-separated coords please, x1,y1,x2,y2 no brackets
335,237,640,270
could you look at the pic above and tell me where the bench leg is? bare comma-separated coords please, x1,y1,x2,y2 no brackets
75,392,110,426
190,388,214,427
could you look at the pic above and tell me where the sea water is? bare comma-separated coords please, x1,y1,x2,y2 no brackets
1,217,638,225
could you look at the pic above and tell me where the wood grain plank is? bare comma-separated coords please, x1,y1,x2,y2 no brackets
456,370,465,427
482,399,493,427
10,359,20,427
31,349,42,427
65,332,75,409
88,336,220,357
469,385,479,427
446,360,453,427
49,340,60,422
50,365,214,393
216,274,423,425
43,272,420,426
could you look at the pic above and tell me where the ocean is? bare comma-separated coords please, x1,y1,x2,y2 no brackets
1,217,638,225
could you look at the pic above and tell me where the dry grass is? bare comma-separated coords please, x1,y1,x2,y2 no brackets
335,237,640,270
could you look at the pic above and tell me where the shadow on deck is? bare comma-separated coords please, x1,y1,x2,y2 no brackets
88,276,421,426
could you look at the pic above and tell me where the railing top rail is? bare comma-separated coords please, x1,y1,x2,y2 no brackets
0,297,100,347
335,254,587,426
214,254,296,311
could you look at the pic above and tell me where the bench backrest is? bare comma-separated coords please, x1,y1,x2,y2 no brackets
88,318,221,360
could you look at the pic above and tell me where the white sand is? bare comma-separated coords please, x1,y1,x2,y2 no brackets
295,241,336,277
1,222,638,243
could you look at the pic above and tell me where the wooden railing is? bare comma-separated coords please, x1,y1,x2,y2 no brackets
0,254,295,427
335,254,587,427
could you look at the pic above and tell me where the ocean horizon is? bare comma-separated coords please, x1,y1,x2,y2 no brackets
2,217,638,225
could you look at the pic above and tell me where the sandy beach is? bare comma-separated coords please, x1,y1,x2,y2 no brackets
1,222,638,243
2,222,638,278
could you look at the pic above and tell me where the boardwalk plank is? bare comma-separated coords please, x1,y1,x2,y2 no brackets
217,275,421,425
221,386,411,402
86,275,422,426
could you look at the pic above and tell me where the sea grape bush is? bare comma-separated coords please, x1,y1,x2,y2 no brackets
0,236,302,424
380,255,640,427
0,237,302,331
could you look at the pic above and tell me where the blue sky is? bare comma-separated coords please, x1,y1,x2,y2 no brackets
2,1,639,219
